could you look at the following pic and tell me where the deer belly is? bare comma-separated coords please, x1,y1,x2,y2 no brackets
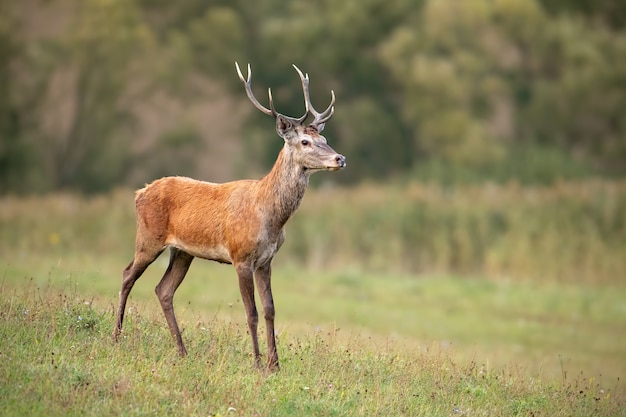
168,237,232,264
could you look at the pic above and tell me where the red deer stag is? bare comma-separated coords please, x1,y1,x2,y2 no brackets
112,62,345,370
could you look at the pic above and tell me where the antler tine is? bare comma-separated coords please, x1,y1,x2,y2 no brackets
235,62,274,117
292,64,335,126
267,87,278,116
318,90,335,122
292,64,311,124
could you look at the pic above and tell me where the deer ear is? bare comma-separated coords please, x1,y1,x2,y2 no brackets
276,115,295,138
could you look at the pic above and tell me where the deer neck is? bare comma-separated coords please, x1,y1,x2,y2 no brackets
259,146,309,229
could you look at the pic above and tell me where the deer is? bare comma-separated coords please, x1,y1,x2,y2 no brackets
112,62,346,371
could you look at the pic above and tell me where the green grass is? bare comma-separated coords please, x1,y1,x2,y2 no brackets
1,280,623,416
1,183,625,414
1,252,625,415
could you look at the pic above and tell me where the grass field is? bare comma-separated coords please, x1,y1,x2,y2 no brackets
1,274,623,416
1,252,625,415
1,183,625,415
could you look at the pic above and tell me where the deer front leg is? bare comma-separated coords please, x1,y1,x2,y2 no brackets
155,248,194,357
235,263,261,367
254,262,278,371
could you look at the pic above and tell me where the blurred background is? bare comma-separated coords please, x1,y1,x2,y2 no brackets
3,0,626,282
1,0,626,388
2,0,626,193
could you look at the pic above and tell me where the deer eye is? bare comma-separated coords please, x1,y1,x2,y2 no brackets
301,139,309,146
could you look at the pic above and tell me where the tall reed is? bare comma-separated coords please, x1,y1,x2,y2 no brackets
287,180,626,285
2,181,624,285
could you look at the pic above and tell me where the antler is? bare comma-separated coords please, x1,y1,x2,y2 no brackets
292,64,335,129
235,62,335,129
235,62,308,125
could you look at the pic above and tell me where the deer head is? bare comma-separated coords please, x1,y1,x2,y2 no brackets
235,62,346,173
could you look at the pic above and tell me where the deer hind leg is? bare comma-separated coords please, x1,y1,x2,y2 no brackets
155,247,194,357
113,247,163,342
254,262,278,371
235,263,261,367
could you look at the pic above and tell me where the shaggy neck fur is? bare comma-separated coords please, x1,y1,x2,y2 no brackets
258,146,309,229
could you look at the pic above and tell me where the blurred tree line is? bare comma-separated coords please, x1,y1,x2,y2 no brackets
2,0,626,194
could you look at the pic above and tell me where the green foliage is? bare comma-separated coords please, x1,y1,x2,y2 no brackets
380,0,626,179
0,4,36,193
2,0,157,193
524,17,626,172
188,7,246,76
3,0,626,193
140,120,204,179
539,0,626,30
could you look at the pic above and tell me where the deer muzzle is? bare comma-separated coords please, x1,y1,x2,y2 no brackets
329,154,346,171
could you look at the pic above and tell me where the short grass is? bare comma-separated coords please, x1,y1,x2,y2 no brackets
1,280,622,417
1,253,625,415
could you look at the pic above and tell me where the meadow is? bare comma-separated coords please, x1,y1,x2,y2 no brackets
1,180,625,415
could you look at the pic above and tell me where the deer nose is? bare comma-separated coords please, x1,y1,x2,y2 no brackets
336,154,346,168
